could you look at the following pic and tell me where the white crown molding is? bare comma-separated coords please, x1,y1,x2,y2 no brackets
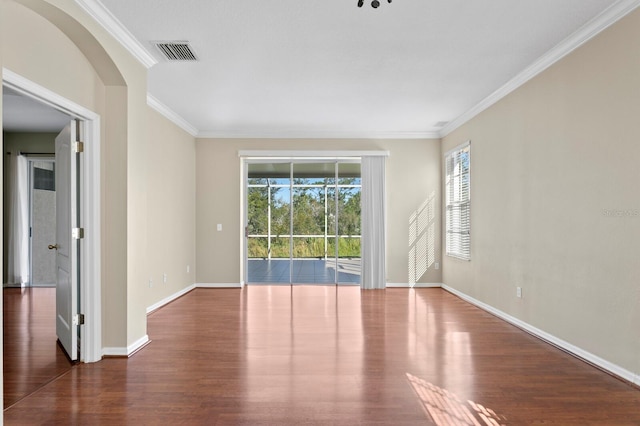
74,0,158,69
147,94,199,137
197,129,442,140
441,0,640,138
442,285,640,387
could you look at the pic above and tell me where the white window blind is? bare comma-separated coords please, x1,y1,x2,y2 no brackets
445,142,471,260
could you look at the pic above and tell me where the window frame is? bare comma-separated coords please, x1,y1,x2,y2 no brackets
444,141,471,261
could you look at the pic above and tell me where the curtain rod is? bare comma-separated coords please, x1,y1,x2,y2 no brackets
17,152,55,157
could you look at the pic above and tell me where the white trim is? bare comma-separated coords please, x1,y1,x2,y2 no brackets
147,94,198,137
441,0,640,138
444,140,471,158
240,160,247,287
3,68,103,364
2,283,27,288
74,0,157,68
442,285,640,386
238,150,390,158
3,69,98,121
101,347,128,357
386,283,443,288
146,284,196,314
198,130,441,140
196,283,243,288
82,114,102,364
102,334,150,357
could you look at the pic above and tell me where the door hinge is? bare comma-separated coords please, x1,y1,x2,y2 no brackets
73,313,85,326
72,228,85,239
73,141,84,153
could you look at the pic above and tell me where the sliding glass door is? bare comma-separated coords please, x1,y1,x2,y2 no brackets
292,163,335,284
247,163,291,283
246,160,361,285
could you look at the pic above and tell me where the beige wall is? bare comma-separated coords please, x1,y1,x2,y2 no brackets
196,138,442,285
3,0,636,398
2,132,56,153
0,0,196,353
442,9,640,375
144,107,196,309
3,0,125,347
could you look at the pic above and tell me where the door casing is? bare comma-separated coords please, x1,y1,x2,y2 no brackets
3,69,102,363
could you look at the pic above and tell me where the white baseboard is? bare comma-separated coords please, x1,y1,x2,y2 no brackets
3,282,27,288
145,283,239,317
386,283,443,288
196,283,242,288
442,284,640,387
102,334,149,357
146,284,196,314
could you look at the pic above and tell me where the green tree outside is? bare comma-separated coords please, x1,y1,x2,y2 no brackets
247,177,361,258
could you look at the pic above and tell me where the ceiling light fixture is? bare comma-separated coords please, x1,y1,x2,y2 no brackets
358,0,392,8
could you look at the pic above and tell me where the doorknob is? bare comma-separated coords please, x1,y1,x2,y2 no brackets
48,244,59,250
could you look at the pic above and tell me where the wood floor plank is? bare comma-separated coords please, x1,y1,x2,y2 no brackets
4,287,640,424
3,288,73,409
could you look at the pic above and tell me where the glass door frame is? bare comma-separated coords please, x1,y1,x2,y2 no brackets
242,156,361,286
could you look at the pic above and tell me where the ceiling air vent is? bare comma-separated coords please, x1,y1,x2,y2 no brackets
153,41,198,61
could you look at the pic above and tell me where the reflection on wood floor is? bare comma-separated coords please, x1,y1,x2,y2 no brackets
3,287,73,409
4,287,640,424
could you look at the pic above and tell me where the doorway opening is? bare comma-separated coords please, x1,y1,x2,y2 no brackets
2,70,103,409
2,90,75,407
28,157,56,287
245,160,361,285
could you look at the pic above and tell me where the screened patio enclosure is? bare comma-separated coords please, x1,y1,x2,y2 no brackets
246,161,361,284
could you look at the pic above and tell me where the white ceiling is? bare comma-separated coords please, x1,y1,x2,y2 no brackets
101,0,628,138
6,0,631,137
2,87,70,133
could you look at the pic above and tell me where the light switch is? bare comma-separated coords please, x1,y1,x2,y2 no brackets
217,224,222,231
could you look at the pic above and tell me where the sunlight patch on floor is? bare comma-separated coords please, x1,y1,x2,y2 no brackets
406,373,506,426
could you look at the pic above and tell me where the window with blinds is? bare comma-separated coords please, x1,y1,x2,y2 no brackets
445,142,471,260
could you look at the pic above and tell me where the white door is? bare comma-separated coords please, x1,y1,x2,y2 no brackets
55,122,78,361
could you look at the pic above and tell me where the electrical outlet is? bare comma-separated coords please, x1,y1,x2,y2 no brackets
163,273,167,284
217,223,222,231
187,265,190,274
516,286,522,298
435,262,440,270
149,278,153,288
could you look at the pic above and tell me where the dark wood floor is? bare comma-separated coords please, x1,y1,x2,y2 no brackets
4,286,640,424
3,287,73,409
